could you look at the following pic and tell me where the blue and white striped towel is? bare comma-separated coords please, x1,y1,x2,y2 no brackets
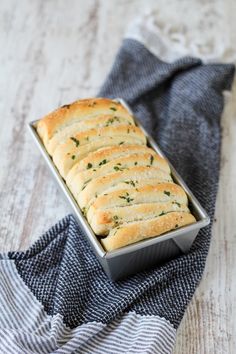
0,19,234,354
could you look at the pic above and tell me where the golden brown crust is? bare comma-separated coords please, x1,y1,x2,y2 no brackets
101,212,196,251
77,167,173,208
89,202,189,235
37,98,133,147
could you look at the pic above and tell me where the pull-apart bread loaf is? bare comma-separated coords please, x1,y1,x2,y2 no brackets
37,98,196,251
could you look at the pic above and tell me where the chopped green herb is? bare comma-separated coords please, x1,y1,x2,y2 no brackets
119,141,124,145
87,163,93,169
105,116,120,126
105,118,114,126
134,162,138,166
113,165,126,171
82,178,92,191
124,180,136,187
110,107,117,111
99,159,107,166
127,128,130,133
70,137,80,147
159,211,166,216
71,155,76,160
172,201,181,208
175,224,179,228
93,169,96,171
113,215,119,225
81,207,86,216
95,193,98,198
85,136,89,141
164,191,171,196
119,192,134,203
150,155,154,165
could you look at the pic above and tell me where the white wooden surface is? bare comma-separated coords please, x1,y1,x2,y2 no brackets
0,1,235,353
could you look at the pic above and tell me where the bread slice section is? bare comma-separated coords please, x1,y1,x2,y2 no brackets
101,212,196,251
86,183,187,218
37,98,133,148
52,126,146,179
47,115,135,155
68,153,170,195
66,145,158,185
89,202,190,235
77,167,173,208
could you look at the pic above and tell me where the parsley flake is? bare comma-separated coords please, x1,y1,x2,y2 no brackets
159,211,166,216
119,192,134,203
70,137,80,147
124,180,136,187
105,116,120,126
99,159,107,166
172,201,181,208
81,207,87,216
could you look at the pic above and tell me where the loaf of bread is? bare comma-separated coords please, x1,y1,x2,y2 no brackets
36,98,196,251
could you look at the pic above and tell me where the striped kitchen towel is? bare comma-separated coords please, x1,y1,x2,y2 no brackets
0,17,234,354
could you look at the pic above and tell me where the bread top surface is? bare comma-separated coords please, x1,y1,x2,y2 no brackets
37,98,133,146
36,97,196,251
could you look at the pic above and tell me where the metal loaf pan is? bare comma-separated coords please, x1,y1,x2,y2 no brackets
28,98,210,281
